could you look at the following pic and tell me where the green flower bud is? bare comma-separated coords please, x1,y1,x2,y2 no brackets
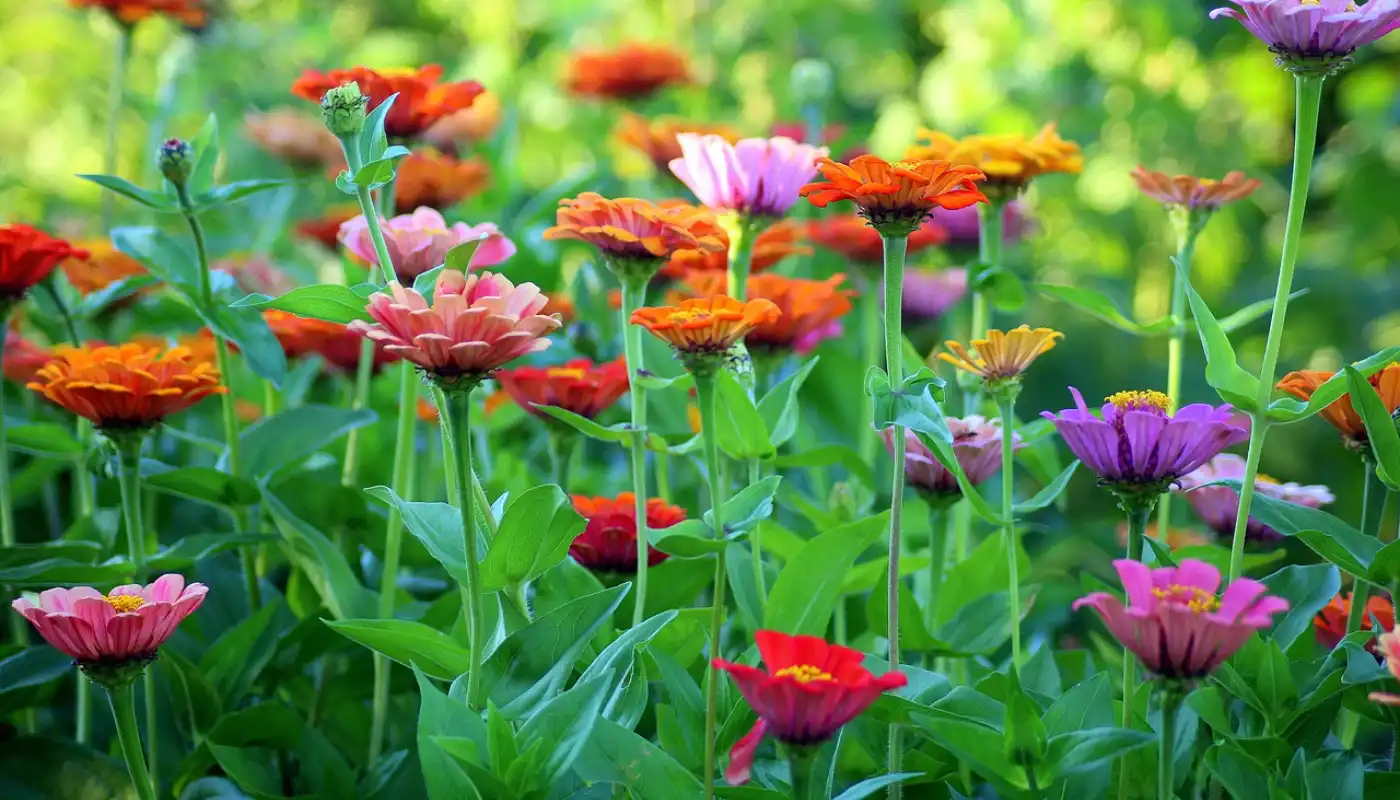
157,138,194,188
322,81,368,139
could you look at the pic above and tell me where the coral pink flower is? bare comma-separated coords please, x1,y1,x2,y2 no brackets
1074,558,1288,679
714,630,907,785
882,416,1020,502
338,207,515,283
348,270,560,382
1211,1,1400,60
12,574,207,665
899,268,967,321
1176,453,1334,543
1369,630,1400,706
670,134,827,219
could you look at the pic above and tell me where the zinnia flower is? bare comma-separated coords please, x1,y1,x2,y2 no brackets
631,296,782,365
1176,453,1333,542
3,328,51,384
1210,0,1400,69
59,239,147,297
565,43,690,100
901,268,967,321
1315,592,1394,651
714,630,908,785
1130,167,1261,211
543,193,723,277
615,113,742,172
264,310,399,373
422,90,503,151
1116,522,1212,551
569,493,687,573
347,270,560,386
1277,364,1400,452
339,207,515,283
391,151,490,213
496,357,630,419
296,207,358,251
801,155,987,237
1073,558,1289,680
541,293,576,325
882,417,1019,503
292,65,484,140
29,343,224,430
1042,389,1249,494
905,125,1082,195
662,219,810,278
0,225,88,307
69,0,205,26
1368,630,1400,705
12,574,207,681
805,215,948,264
213,255,297,297
677,272,852,354
244,109,343,169
939,325,1062,386
669,135,827,220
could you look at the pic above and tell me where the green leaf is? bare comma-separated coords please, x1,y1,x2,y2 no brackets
482,485,586,592
188,113,221,194
414,667,487,800
111,226,200,295
1267,346,1400,423
353,145,413,188
766,513,886,635
867,365,948,435
1345,365,1400,489
757,357,818,448
74,275,158,318
0,648,71,715
1178,261,1260,410
229,405,376,478
1218,481,1380,578
195,179,290,210
650,476,781,557
1034,283,1168,336
0,736,140,799
1014,460,1080,515
164,650,221,742
76,174,176,210
768,445,875,488
573,718,704,798
261,487,376,620
533,405,631,444
366,487,472,587
936,591,1017,656
200,599,283,706
142,465,260,507
1003,673,1047,768
6,424,82,458
229,284,373,324
445,238,485,273
1218,291,1307,333
1204,742,1271,800
832,774,922,800
358,93,399,163
1259,564,1340,650
0,559,134,587
195,301,287,386
327,619,471,680
516,675,612,788
1043,728,1156,781
715,368,775,460
979,266,1027,312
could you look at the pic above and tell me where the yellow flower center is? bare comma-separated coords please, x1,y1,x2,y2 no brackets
1106,390,1172,413
667,309,714,325
1152,584,1220,614
545,368,587,380
104,594,145,613
775,664,835,683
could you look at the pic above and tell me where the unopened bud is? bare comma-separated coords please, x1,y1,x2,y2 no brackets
321,82,368,139
790,59,833,106
157,138,194,187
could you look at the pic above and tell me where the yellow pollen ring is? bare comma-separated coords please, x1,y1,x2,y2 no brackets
1152,584,1220,614
775,664,835,683
104,594,145,613
1106,389,1172,413
667,310,713,325
545,368,588,380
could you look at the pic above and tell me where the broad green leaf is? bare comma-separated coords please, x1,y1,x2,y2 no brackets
0,648,71,715
261,487,375,620
1219,481,1380,578
164,650,222,742
1034,283,1168,336
867,365,948,436
1218,290,1307,333
715,368,775,459
914,704,1026,791
650,476,781,556
200,599,284,706
1204,742,1271,800
194,178,290,209
6,424,82,458
229,284,373,324
367,487,473,586
74,275,158,317
188,113,220,194
936,590,1017,656
0,558,134,587
1345,365,1400,489
414,667,487,800
228,405,376,478
979,266,1027,312
1014,460,1080,515
195,300,288,385
832,774,922,800
0,737,140,799
353,145,412,188
1267,346,1400,422
0,541,101,569
1178,261,1260,410
757,357,819,448
766,513,886,635
768,445,875,488
516,675,612,788
142,465,260,507
1043,727,1156,781
533,405,631,444
1260,564,1340,650
573,718,703,798
328,619,471,680
444,238,485,272
1003,672,1048,767
111,226,200,295
482,484,586,591
358,93,399,162
76,173,176,210
934,530,1029,629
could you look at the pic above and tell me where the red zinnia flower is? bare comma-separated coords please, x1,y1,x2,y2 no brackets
3,328,52,384
714,630,908,785
69,0,205,27
565,43,690,100
0,225,88,305
496,357,629,419
291,65,484,140
569,493,687,573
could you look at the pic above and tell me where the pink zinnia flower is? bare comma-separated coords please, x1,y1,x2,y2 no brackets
1074,558,1289,679
1369,629,1400,706
338,206,516,283
348,270,560,382
1042,388,1249,492
899,268,967,321
1176,453,1334,543
1210,0,1400,58
669,134,827,219
12,574,207,666
882,416,1019,501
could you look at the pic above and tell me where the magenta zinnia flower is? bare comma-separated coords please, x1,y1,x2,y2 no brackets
1210,0,1400,61
339,206,516,283
1176,453,1334,543
899,268,967,321
1074,558,1288,679
348,270,560,383
939,201,1028,248
882,417,1019,502
669,134,827,219
1042,388,1249,493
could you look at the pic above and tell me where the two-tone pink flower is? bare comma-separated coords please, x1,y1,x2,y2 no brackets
339,206,516,283
670,134,827,219
1176,453,1334,543
882,416,1019,503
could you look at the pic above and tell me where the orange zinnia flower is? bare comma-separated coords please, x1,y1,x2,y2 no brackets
631,296,782,359
662,218,810,278
939,325,1063,383
29,343,224,429
544,193,724,276
1277,364,1400,450
678,272,852,354
244,108,342,169
291,65,484,140
3,328,52,384
800,156,987,236
1,225,88,305
69,0,205,26
1130,167,1261,212
423,90,503,151
264,310,399,374
905,124,1082,193
496,357,630,419
391,150,490,213
566,43,690,100
541,293,576,326
296,207,358,251
60,239,147,296
1315,592,1395,651
805,214,949,264
615,113,742,171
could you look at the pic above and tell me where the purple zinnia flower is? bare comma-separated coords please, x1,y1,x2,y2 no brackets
670,134,827,219
1041,388,1250,493
898,267,967,321
1210,0,1400,61
1176,453,1334,543
939,201,1028,248
881,416,1021,503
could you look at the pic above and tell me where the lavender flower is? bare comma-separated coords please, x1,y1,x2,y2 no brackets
899,268,967,321
1211,0,1400,68
882,416,1020,503
939,201,1028,248
669,134,827,219
1176,453,1334,543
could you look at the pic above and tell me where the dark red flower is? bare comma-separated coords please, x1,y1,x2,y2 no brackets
495,357,629,419
714,630,907,785
569,493,686,573
0,225,88,304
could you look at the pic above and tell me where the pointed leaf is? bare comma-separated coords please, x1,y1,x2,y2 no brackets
76,174,177,210
1178,261,1260,410
1267,346,1400,422
766,513,886,635
1345,365,1400,489
481,484,586,591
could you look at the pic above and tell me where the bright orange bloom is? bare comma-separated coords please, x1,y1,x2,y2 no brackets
423,90,503,150
1277,364,1400,449
296,207,358,251
1,225,88,304
416,397,440,424
3,328,52,384
800,156,987,235
69,0,205,26
662,219,810,278
541,293,576,325
496,357,630,419
805,215,948,264
615,113,742,171
543,193,724,267
678,272,852,354
244,109,342,169
129,331,219,365
291,65,484,140
631,296,782,355
566,43,690,100
939,325,1063,382
1130,167,1261,211
1315,592,1395,651
392,150,490,213
263,310,398,373
905,124,1082,190
28,343,224,429
60,239,147,296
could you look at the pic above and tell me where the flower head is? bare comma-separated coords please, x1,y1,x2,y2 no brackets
496,357,630,419
244,109,343,169
1177,453,1333,542
69,0,205,26
391,151,490,213
423,91,503,150
0,225,88,306
1277,364,1400,451
3,328,51,384
883,417,1020,502
670,135,828,219
615,113,742,172
714,630,907,784
565,43,690,100
60,239,147,296
1210,0,1400,72
28,343,224,430
901,268,967,321
569,493,687,573
1073,558,1289,679
292,65,484,140
939,325,1062,388
1130,167,1261,212
544,193,723,278
663,219,810,278
1315,592,1394,651
801,155,987,236
677,272,852,354
905,125,1082,195
631,296,781,367
1042,388,1249,493
264,310,400,374
296,207,358,251
805,215,948,264
339,207,515,283
1369,630,1400,705
347,270,560,387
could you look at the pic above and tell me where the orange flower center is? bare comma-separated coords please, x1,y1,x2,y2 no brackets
1152,584,1220,614
105,595,145,613
1107,390,1172,413
545,367,587,380
775,664,835,683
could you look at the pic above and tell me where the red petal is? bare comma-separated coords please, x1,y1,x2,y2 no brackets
725,718,769,786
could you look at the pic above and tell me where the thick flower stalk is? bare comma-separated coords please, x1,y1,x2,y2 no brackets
569,493,686,574
1177,453,1334,542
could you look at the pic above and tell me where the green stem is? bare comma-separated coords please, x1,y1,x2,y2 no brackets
996,395,1021,671
440,385,484,709
926,507,949,640
964,199,1004,417
881,233,908,798
1226,72,1325,583
1157,225,1199,543
695,372,730,800
1158,690,1182,800
1027,766,1042,797
725,215,757,300
748,458,765,604
101,23,131,233
1119,498,1153,800
107,682,157,800
0,321,33,734
858,274,881,466
355,186,395,285
620,274,652,626
116,440,159,787
786,744,821,800
1345,462,1387,633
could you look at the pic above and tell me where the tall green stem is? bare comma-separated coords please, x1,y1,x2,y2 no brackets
0,322,33,734
440,385,484,709
858,275,881,466
116,439,158,790
747,458,765,604
620,274,652,626
341,339,377,487
1345,463,1387,633
101,24,131,233
1158,689,1182,800
1226,72,1325,583
725,215,757,300
107,682,157,800
695,372,730,800
995,395,1021,671
964,199,1004,417
1118,497,1153,800
1157,223,1199,542
880,233,908,797
925,507,949,642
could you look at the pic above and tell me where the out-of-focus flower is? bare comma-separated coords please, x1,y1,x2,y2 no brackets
3,328,52,384
882,418,1018,503
1315,592,1394,651
544,193,723,278
339,207,515,283
292,66,484,140
677,272,851,354
0,225,88,306
348,270,560,387
566,43,690,100
1074,558,1288,680
939,201,1029,248
1276,365,1400,452
1043,389,1249,494
264,310,399,373
416,397,440,424
244,109,343,169
569,493,686,573
212,254,297,297
391,151,490,213
28,343,224,430
541,293,576,325
631,296,781,361
901,268,967,321
1177,453,1333,542
1116,522,1212,551
801,155,987,237
69,0,205,27
669,135,827,220
60,239,146,296
423,90,503,151
714,630,907,785
1130,167,1261,212
615,113,742,172
1368,630,1400,705
906,125,1082,196
1210,1,1400,71
806,215,948,264
771,122,846,146
496,357,629,419
940,325,1062,386
662,219,809,278
296,207,358,251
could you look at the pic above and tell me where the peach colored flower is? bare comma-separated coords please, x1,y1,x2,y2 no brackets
1131,167,1260,211
392,151,490,213
60,239,147,296
244,108,343,169
339,207,515,283
1368,629,1400,706
543,193,723,271
662,219,809,278
213,254,297,297
423,90,503,150
1277,364,1400,451
631,295,781,355
28,343,225,429
615,113,742,172
677,272,851,354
